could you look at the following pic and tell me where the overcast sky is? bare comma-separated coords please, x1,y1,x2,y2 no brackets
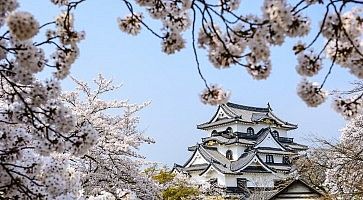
20,1,353,166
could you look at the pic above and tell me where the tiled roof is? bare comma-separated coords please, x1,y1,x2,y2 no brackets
230,151,256,171
200,146,231,168
200,128,305,153
256,148,296,155
241,166,273,173
197,102,297,130
183,163,209,172
178,129,303,175
267,163,291,172
202,135,255,146
268,178,325,200
226,102,270,113
197,118,246,129
283,143,309,151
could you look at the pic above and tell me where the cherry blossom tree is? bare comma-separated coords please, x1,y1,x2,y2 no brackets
0,0,95,199
292,149,329,193
323,114,363,199
62,75,159,199
293,114,363,199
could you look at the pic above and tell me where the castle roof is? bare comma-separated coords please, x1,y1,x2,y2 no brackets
197,128,308,152
179,137,293,176
268,178,325,200
197,102,297,130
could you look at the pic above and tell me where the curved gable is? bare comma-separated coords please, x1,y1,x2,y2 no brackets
184,148,209,168
255,131,287,151
199,163,224,176
208,105,235,124
239,154,276,173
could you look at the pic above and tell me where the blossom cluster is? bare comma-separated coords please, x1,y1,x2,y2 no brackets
118,0,191,55
333,96,363,119
0,0,18,27
297,79,327,107
51,12,85,79
7,11,39,41
296,49,322,77
117,13,143,36
200,85,230,106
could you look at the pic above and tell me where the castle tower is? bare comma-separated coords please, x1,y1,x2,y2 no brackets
174,102,308,194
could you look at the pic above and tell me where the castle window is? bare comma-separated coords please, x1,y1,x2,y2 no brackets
211,130,218,136
247,127,254,135
226,150,233,160
266,155,274,163
272,130,279,138
237,178,247,188
226,127,233,134
283,156,289,164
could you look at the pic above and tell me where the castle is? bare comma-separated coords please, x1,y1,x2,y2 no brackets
174,102,308,194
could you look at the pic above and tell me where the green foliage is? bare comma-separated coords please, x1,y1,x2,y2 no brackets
162,185,199,200
149,168,200,199
153,170,176,184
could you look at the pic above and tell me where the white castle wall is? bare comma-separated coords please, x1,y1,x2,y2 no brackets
258,153,284,163
187,151,207,166
221,173,278,188
207,123,288,138
243,173,276,188
217,144,246,161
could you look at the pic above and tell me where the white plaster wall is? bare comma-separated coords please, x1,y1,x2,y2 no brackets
270,127,287,137
189,162,288,189
217,144,246,161
187,151,208,166
206,123,290,138
221,173,279,188
207,124,238,135
201,169,226,186
242,173,276,188
236,123,264,133
259,153,283,163
235,124,288,137
216,173,225,186
217,145,231,160
225,175,237,187
189,171,207,184
235,145,247,159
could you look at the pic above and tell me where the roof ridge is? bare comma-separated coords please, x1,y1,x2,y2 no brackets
221,103,239,117
226,102,270,112
230,151,257,171
268,178,325,200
